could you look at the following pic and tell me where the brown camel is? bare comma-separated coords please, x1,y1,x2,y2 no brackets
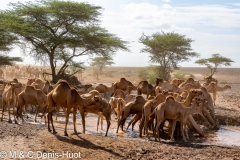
136,81,156,98
116,95,147,133
111,89,128,99
1,82,19,123
205,82,231,106
16,85,48,123
152,96,204,142
113,78,137,94
139,93,167,138
94,83,113,99
47,80,101,136
81,97,111,136
77,84,93,94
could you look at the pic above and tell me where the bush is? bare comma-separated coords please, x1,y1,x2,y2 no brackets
137,65,162,85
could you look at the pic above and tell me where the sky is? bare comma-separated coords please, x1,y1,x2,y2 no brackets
1,0,240,67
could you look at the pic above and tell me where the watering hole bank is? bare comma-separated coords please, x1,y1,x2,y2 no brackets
18,113,240,147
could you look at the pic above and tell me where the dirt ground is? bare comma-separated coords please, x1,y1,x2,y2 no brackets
1,67,240,160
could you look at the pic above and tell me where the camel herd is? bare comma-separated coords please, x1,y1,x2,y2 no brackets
0,73,231,142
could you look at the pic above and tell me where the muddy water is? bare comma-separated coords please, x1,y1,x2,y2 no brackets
203,125,240,146
24,113,240,146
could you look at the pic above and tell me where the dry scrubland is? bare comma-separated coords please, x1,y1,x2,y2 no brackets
1,66,240,160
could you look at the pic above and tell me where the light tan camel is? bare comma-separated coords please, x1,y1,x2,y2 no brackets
171,78,185,86
116,95,147,133
139,93,167,138
16,85,48,123
47,80,101,136
178,77,195,88
1,82,19,123
113,78,137,94
155,82,194,95
94,83,113,99
26,78,35,86
136,81,156,98
152,96,204,142
205,82,231,106
109,97,126,123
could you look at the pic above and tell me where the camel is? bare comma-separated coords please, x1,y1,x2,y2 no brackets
16,85,48,123
113,78,137,94
42,81,53,95
139,93,167,138
171,78,185,86
109,97,126,122
116,95,147,133
152,96,204,142
81,98,111,136
77,84,93,94
26,78,35,86
1,82,19,123
31,79,45,90
94,83,113,99
111,89,128,99
136,81,156,98
205,82,231,106
155,82,194,95
47,80,101,136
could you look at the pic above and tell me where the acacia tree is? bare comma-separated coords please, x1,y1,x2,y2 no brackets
195,53,234,76
89,56,114,73
0,29,22,67
139,32,199,80
0,0,129,82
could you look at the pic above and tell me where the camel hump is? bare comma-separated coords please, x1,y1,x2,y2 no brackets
166,96,175,101
25,85,35,92
120,78,127,82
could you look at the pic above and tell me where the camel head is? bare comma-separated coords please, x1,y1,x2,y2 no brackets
225,84,231,89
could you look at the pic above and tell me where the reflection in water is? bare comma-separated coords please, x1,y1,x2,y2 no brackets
21,113,240,146
205,125,240,146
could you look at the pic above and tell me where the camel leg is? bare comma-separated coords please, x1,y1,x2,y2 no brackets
213,92,217,106
73,108,77,134
35,106,39,122
104,115,111,137
13,100,18,124
79,109,86,134
188,115,204,136
139,115,145,137
8,102,12,123
202,107,217,128
1,101,6,121
55,105,60,120
126,115,136,131
64,107,71,136
180,118,187,142
47,112,52,132
170,120,177,141
155,119,162,142
131,114,141,131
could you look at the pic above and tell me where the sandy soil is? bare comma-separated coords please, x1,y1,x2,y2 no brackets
1,67,240,160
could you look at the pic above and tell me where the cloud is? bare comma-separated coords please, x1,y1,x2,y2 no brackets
162,0,171,3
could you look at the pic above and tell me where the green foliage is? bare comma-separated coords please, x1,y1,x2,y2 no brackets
137,66,162,85
0,0,129,82
195,53,234,76
139,31,198,80
0,54,22,67
89,56,114,73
